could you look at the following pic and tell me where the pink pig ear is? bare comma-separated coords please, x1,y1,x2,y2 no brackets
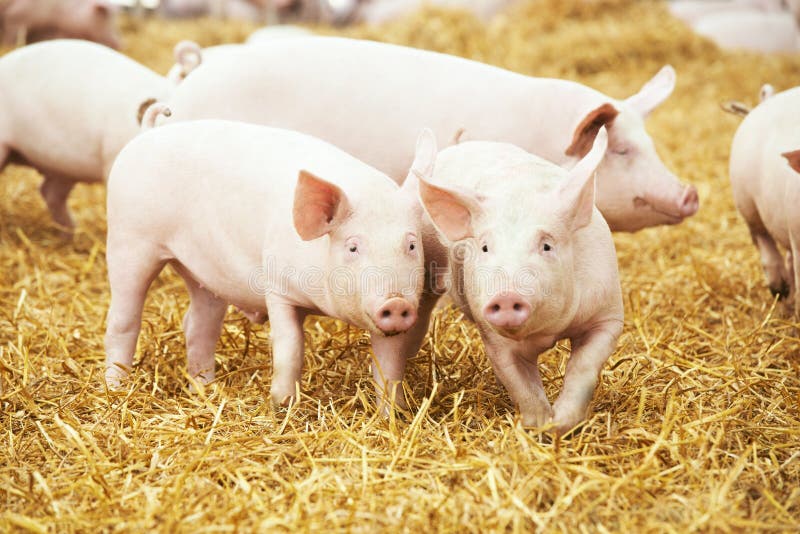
782,150,800,174
565,102,618,158
293,170,352,241
559,127,608,231
418,177,483,242
93,0,112,16
625,65,676,117
403,128,438,196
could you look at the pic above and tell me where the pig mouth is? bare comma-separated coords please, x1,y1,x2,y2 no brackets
633,196,685,224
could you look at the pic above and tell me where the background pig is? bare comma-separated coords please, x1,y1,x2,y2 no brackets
0,0,120,49
417,129,623,435
163,37,698,233
693,12,799,53
0,39,170,229
668,0,786,25
730,86,800,312
105,119,440,410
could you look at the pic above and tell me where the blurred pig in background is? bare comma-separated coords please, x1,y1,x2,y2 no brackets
0,0,120,48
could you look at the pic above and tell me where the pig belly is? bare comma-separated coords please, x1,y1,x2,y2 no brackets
165,226,268,314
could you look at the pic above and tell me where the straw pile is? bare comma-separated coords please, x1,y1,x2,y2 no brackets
1,1,799,531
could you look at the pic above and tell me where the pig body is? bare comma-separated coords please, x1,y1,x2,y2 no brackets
164,37,698,233
418,130,623,434
730,86,800,310
668,0,785,25
694,12,799,53
0,0,120,49
0,39,171,229
105,119,441,409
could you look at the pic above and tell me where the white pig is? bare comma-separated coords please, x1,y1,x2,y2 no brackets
0,0,120,49
0,39,171,230
668,0,785,25
417,128,623,435
162,37,698,233
693,12,800,53
105,119,441,409
730,86,800,310
166,41,241,84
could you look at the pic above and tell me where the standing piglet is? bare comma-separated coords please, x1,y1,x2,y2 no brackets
105,119,439,409
163,37,698,233
0,0,120,49
0,39,170,230
730,86,800,311
418,129,623,435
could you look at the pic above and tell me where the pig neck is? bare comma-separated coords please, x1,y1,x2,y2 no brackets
522,77,618,167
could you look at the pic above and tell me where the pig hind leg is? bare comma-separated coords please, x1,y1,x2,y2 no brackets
105,239,167,387
173,265,228,385
39,175,76,230
738,200,790,298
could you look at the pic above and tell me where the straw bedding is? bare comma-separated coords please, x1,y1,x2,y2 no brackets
1,0,798,531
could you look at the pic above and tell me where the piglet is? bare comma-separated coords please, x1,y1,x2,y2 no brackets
1,0,120,49
418,128,623,435
0,39,170,230
693,11,799,53
730,86,800,311
105,118,438,410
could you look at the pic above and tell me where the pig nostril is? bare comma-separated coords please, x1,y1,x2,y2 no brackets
513,303,521,311
381,310,391,318
401,310,408,318
491,304,501,313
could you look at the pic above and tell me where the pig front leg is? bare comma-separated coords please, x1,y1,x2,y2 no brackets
744,218,791,299
265,296,307,406
551,319,623,435
39,175,76,231
369,292,439,412
104,240,167,387
177,270,228,384
481,330,553,428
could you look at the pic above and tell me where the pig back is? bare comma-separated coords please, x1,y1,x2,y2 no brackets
166,37,541,182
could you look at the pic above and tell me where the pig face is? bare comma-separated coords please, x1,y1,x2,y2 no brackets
293,131,436,337
566,66,699,232
420,130,609,340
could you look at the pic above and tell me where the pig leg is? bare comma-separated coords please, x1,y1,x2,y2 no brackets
39,175,76,230
175,268,227,384
551,320,623,435
266,296,307,406
481,330,552,427
104,241,167,387
739,201,790,298
369,293,439,412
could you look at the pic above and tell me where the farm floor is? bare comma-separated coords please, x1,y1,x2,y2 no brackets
1,1,799,531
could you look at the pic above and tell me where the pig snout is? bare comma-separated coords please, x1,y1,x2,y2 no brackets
679,184,700,218
373,297,417,335
483,293,531,329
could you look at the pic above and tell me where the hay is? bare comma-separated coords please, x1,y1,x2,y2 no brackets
1,1,799,531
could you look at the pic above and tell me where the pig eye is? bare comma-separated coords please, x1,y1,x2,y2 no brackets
543,243,552,252
482,244,489,253
613,147,629,156
409,243,415,251
345,238,360,255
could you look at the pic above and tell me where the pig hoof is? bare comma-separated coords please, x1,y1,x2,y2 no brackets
269,391,297,409
770,281,791,300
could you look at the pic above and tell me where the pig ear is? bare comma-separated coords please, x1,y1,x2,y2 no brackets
565,103,618,158
404,128,438,185
559,127,608,231
94,1,112,16
625,65,676,117
402,128,438,201
418,177,483,242
782,150,800,174
293,170,352,241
